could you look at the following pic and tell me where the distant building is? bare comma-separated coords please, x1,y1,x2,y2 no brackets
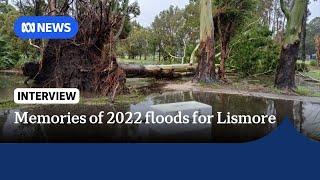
306,54,317,60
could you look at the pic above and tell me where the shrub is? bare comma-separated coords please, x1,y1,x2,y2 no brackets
0,37,20,69
228,25,280,76
310,60,317,67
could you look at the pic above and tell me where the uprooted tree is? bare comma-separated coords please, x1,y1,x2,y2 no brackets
275,0,308,90
193,0,216,83
25,0,140,100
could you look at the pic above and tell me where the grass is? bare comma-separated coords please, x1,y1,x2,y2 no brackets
306,70,320,80
297,59,318,65
296,86,312,96
270,87,283,94
296,86,320,97
119,58,157,65
115,93,146,104
118,56,183,66
80,78,155,105
81,90,147,106
0,101,19,109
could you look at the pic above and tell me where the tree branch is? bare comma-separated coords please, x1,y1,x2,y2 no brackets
280,0,290,19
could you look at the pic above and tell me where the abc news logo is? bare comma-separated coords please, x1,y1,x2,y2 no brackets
21,22,72,33
14,16,78,39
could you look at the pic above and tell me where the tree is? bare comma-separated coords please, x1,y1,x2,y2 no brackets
0,2,36,68
193,0,216,83
26,0,140,100
316,36,320,66
213,0,255,81
121,22,148,60
152,6,186,63
229,25,280,77
275,0,308,90
300,0,310,62
306,17,320,57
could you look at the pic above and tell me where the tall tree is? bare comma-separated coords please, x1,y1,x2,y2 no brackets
316,36,320,66
193,0,216,83
151,6,186,62
306,17,320,57
275,0,308,90
213,0,255,81
300,0,310,62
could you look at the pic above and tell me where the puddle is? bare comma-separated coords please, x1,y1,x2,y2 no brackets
0,91,319,142
1,74,320,142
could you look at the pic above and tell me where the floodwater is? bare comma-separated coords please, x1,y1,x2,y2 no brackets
1,74,320,142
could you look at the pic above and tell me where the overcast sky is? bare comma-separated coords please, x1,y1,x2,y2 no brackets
133,0,320,27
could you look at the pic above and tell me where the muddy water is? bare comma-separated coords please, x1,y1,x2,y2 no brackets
0,74,320,142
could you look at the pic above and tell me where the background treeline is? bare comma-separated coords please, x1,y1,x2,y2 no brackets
0,0,39,69
0,0,320,77
117,0,320,76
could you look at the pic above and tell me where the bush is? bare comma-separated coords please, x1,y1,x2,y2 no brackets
228,25,280,77
0,37,20,69
310,60,318,67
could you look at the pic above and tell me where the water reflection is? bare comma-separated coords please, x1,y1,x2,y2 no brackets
293,101,320,140
0,91,320,142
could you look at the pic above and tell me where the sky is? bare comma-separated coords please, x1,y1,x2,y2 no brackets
132,0,189,27
133,0,320,27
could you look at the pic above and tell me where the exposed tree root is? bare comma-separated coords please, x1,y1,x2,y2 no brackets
21,1,140,100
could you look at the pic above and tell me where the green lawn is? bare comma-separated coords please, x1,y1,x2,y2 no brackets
297,59,317,65
118,57,184,65
118,58,157,65
306,70,320,80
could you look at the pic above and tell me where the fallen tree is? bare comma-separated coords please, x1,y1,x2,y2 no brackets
120,64,196,78
23,62,197,80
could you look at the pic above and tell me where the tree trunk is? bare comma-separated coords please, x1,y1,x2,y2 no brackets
121,64,196,78
158,47,161,63
275,0,308,90
275,42,300,89
316,36,320,67
48,0,56,15
219,38,229,81
300,6,308,62
34,0,42,16
34,0,42,47
23,62,196,80
193,0,216,83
